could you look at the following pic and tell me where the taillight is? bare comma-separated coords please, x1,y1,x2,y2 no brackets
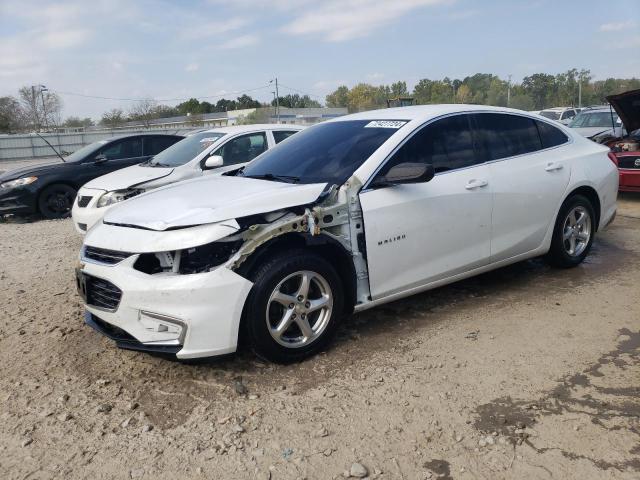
607,152,619,167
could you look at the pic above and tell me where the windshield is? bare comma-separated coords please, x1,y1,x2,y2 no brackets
149,132,225,167
540,111,561,120
569,111,619,128
64,141,107,162
240,120,402,184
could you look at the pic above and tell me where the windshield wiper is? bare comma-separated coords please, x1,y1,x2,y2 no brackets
242,173,300,183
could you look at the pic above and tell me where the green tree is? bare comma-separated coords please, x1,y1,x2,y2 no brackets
325,86,349,108
0,96,25,133
522,73,556,109
100,108,125,128
390,81,408,97
63,116,94,128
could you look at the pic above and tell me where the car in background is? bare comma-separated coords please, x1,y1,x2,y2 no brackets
0,134,183,219
594,89,640,192
539,107,580,125
71,124,303,233
568,106,622,138
76,105,617,363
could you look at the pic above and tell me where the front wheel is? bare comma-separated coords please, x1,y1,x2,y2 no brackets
242,250,344,363
547,194,595,268
38,184,76,219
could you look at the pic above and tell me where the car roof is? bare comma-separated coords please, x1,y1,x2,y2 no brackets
329,104,543,123
540,107,574,112
190,124,304,136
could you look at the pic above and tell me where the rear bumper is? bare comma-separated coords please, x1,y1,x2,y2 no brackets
618,169,640,192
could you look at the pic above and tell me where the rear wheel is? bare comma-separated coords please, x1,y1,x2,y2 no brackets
547,194,595,268
242,250,344,363
38,184,76,219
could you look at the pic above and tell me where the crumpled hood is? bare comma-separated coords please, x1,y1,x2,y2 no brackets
607,88,640,134
103,175,327,231
82,164,174,191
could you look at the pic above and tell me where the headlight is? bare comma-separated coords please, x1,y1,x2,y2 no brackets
0,176,38,189
133,240,242,275
96,189,143,208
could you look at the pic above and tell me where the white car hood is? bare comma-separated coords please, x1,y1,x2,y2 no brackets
83,164,174,191
103,175,327,231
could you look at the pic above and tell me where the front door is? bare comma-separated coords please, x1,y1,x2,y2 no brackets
360,114,493,299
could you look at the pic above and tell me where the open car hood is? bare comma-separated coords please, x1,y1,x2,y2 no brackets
103,175,327,231
83,164,174,191
607,88,640,134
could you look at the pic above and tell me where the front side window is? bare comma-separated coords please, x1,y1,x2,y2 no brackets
474,113,542,161
380,114,477,175
241,120,400,184
144,136,180,156
273,130,299,144
149,132,225,167
569,111,620,128
215,133,267,165
561,110,576,120
100,137,143,160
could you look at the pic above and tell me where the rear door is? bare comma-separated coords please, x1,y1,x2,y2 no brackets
78,137,146,184
143,135,181,157
473,113,571,261
360,114,493,299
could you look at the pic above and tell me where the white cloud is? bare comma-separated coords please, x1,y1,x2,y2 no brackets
599,21,636,32
367,72,385,80
41,29,90,49
218,34,260,49
185,63,200,72
281,0,451,42
181,17,251,40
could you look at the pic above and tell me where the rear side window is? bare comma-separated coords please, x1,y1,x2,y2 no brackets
536,120,569,148
383,114,477,174
273,130,298,144
145,136,180,155
474,113,542,161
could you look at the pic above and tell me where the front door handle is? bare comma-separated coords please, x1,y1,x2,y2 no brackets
465,179,489,190
545,162,563,172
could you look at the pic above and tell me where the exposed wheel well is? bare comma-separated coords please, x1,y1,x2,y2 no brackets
235,232,357,315
565,186,601,230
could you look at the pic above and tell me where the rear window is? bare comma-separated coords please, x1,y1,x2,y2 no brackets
536,121,569,148
144,136,180,156
474,113,542,161
273,130,299,144
569,111,619,128
540,110,561,121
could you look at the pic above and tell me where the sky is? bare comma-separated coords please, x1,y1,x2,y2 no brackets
1,0,639,120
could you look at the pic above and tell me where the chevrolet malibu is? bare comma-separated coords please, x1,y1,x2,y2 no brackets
76,105,618,363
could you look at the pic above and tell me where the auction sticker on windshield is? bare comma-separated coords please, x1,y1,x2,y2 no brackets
364,120,408,129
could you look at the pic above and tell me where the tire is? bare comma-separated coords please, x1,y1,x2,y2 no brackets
38,184,76,219
242,249,344,363
547,194,595,268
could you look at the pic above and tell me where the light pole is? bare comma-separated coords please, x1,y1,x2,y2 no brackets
270,78,280,123
507,74,512,107
39,85,49,131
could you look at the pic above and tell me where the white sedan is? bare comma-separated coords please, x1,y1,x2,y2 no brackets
76,105,618,363
71,124,303,233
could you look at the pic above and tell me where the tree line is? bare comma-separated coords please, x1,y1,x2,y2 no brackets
1,70,638,134
326,69,640,112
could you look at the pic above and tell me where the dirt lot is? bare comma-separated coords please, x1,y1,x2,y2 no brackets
1,195,639,480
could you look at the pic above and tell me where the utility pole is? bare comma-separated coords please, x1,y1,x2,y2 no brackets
31,85,39,131
269,78,280,123
507,74,512,107
578,79,582,108
39,85,49,132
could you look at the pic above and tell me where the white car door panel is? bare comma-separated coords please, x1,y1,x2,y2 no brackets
361,166,492,299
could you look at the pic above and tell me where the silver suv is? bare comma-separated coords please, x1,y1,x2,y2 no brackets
569,107,622,138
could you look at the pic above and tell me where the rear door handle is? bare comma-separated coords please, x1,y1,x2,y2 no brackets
465,179,489,190
545,162,563,172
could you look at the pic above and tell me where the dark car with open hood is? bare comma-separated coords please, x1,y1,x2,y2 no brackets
0,133,182,219
592,89,640,192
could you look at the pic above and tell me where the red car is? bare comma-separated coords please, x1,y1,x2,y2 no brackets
598,89,640,192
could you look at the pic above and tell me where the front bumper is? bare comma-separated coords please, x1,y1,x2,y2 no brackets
71,188,109,234
0,186,38,215
78,255,253,359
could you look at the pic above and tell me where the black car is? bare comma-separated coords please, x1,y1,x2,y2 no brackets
0,134,183,219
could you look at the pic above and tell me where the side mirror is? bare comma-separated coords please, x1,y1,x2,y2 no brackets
93,154,107,164
371,162,435,188
204,155,224,169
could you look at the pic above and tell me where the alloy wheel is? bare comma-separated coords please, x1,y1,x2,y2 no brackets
562,205,591,257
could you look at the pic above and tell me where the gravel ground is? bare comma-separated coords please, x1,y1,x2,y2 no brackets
1,195,639,480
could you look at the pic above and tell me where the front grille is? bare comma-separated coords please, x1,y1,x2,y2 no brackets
84,246,133,265
617,155,640,169
86,275,122,311
77,196,92,207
